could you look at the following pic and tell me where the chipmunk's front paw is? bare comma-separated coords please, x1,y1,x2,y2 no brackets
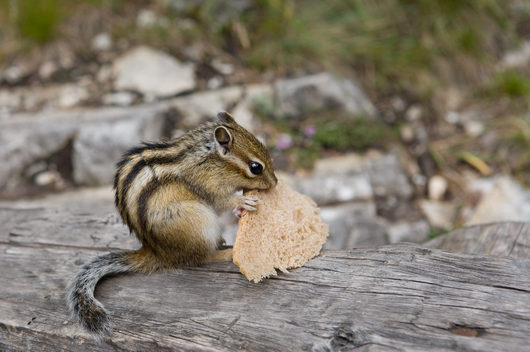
233,196,258,218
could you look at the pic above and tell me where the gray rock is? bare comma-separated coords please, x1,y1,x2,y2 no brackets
428,175,448,201
466,176,530,225
169,85,243,128
230,84,274,132
443,109,489,138
344,218,389,248
364,153,413,199
72,106,167,185
390,96,406,112
206,77,223,90
102,92,136,106
2,51,53,84
211,58,234,76
419,200,457,229
292,151,413,208
500,40,530,69
0,84,83,114
320,202,386,249
230,101,255,132
57,84,89,108
274,72,377,118
313,152,368,175
0,115,76,192
3,65,24,83
445,111,460,124
38,61,58,80
230,98,255,132
136,9,158,27
52,42,76,71
23,85,64,111
294,173,373,205
0,103,170,192
400,124,415,143
97,65,113,83
92,32,113,51
387,220,430,244
0,89,22,114
24,162,48,180
2,60,36,84
34,170,64,188
464,120,485,137
405,105,422,121
112,46,195,97
314,151,413,199
313,188,428,248
0,85,251,193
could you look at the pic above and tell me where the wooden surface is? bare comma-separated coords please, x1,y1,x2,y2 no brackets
1,197,529,351
425,222,530,259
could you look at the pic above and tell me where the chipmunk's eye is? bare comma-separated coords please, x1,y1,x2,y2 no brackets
249,161,263,175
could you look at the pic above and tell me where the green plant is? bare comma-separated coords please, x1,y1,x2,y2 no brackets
428,227,451,239
313,117,394,151
15,0,63,43
205,0,519,94
295,146,320,169
492,71,530,98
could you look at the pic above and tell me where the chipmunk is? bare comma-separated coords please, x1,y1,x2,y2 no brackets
66,111,277,338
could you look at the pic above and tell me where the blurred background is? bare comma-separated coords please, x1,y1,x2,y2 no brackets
1,0,529,248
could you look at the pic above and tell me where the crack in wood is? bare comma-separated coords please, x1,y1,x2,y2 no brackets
491,284,530,294
508,223,525,256
0,240,124,252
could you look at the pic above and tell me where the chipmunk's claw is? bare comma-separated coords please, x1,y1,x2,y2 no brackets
233,196,258,218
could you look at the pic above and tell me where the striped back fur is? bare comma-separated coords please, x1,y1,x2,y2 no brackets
113,115,276,254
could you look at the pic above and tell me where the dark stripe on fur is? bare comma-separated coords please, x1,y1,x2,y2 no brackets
114,157,130,208
122,141,175,159
115,140,177,209
136,178,161,235
181,176,215,205
119,158,147,211
117,146,193,212
145,154,186,166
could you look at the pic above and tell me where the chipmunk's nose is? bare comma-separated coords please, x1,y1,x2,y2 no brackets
266,171,278,188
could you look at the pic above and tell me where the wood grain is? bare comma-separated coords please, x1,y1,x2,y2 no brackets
425,222,530,259
0,204,529,351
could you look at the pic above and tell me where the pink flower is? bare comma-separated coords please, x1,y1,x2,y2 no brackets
276,133,293,150
304,125,316,137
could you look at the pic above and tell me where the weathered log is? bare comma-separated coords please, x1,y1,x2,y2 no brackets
0,199,529,351
425,222,530,259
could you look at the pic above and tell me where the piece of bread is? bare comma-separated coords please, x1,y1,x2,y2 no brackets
233,179,329,283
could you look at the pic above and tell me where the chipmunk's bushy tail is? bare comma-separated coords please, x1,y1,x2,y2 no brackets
66,249,160,338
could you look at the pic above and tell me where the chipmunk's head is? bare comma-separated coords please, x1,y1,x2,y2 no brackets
214,111,277,191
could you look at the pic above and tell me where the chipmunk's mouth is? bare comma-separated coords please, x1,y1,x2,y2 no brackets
242,187,261,194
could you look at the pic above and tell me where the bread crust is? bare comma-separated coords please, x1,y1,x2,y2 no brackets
233,179,328,282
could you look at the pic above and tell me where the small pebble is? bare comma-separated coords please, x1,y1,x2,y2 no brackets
428,175,448,200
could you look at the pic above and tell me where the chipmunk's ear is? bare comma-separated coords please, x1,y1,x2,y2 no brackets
217,111,235,124
214,126,232,155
